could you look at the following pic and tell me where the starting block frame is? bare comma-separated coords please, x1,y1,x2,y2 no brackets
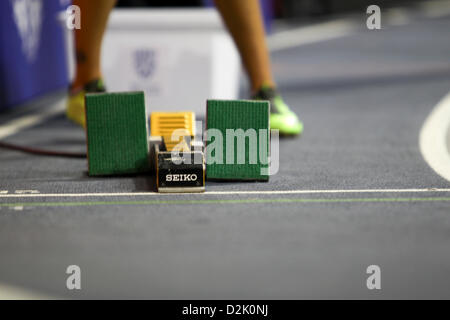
151,136,206,193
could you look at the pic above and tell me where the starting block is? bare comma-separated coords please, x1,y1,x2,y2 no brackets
206,99,270,181
150,112,195,151
150,112,205,193
85,91,150,176
84,92,271,190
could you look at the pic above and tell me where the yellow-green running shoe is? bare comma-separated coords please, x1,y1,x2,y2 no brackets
252,85,303,136
66,79,106,128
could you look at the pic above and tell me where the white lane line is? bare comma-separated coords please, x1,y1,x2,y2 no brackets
267,19,357,52
0,188,449,198
0,283,55,300
420,91,450,182
0,100,65,140
266,0,450,53
384,7,412,26
419,0,450,18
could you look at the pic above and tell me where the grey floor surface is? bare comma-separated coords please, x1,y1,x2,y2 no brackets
1,15,450,299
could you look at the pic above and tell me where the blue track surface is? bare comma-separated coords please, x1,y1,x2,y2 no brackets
1,14,450,299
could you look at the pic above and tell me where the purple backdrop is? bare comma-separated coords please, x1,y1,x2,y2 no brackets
0,0,69,110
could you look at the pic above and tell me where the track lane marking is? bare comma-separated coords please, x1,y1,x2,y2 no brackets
1,197,450,208
0,102,64,140
267,19,357,52
420,91,450,182
0,283,55,300
0,188,449,198
420,0,450,18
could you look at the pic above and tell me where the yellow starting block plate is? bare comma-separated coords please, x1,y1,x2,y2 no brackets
150,112,196,152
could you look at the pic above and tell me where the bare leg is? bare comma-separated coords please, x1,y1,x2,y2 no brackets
214,0,275,93
72,0,116,89
215,0,303,135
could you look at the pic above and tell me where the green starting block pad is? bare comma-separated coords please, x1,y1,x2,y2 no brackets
85,91,150,176
206,99,270,181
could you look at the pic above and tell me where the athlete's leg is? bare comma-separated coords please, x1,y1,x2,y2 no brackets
214,0,274,93
67,0,116,127
215,0,303,135
71,0,116,89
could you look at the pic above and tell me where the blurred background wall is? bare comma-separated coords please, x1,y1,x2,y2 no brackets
0,0,424,111
0,0,68,110
277,0,422,18
115,0,424,18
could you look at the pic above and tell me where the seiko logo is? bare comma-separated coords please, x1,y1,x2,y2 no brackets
166,174,198,182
